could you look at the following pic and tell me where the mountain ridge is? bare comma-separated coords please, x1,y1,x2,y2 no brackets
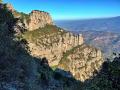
0,2,103,82
0,3,119,90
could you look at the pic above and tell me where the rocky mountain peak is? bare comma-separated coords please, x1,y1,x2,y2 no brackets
0,3,109,89
0,3,53,31
24,10,53,31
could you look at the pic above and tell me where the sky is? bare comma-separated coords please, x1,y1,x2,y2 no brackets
4,0,120,20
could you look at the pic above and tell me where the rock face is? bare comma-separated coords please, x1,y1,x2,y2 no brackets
58,44,103,81
0,3,104,84
2,3,53,31
26,31,104,81
26,10,53,31
23,24,104,81
26,31,84,66
0,4,81,90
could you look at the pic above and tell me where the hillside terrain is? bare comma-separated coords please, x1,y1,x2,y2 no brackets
0,3,120,90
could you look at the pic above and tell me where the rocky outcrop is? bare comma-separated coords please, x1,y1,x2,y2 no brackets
25,10,53,31
58,44,103,81
0,3,103,82
1,3,53,31
0,4,81,90
27,30,104,81
26,30,84,66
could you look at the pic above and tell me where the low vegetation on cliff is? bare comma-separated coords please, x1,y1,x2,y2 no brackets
23,25,66,44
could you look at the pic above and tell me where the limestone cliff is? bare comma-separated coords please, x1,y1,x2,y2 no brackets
23,24,104,81
0,3,120,90
1,3,104,82
18,10,53,31
58,44,103,81
2,3,53,31
23,26,84,66
26,10,53,31
0,4,81,90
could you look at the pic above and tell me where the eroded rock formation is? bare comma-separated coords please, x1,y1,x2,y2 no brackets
0,3,104,82
2,3,53,31
27,32,84,66
26,10,53,31
58,44,103,81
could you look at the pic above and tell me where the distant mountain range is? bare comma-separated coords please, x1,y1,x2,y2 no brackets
73,31,120,57
55,16,120,32
55,16,120,57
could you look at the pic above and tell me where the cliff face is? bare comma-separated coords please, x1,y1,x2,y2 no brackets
0,3,105,89
58,44,103,81
24,28,84,66
23,24,103,81
8,2,103,81
26,10,53,31
2,3,53,31
20,10,53,31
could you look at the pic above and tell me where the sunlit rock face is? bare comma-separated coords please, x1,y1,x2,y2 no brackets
58,44,103,82
0,2,104,83
27,32,84,66
24,10,53,31
4,4,53,31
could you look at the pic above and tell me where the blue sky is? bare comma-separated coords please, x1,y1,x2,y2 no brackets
4,0,120,20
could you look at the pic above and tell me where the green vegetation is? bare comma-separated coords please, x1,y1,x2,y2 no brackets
24,25,64,38
83,53,120,90
20,12,30,23
0,0,2,3
0,4,14,24
51,65,58,71
59,44,84,69
13,11,30,23
0,3,120,90
23,25,66,47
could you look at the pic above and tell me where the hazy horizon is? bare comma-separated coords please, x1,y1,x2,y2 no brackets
54,16,120,21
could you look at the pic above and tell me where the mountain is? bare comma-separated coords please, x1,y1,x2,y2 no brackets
55,16,120,32
70,30,120,57
55,17,120,57
0,3,120,90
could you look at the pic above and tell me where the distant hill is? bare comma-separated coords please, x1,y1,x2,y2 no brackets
55,16,120,32
55,17,120,57
73,31,120,57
